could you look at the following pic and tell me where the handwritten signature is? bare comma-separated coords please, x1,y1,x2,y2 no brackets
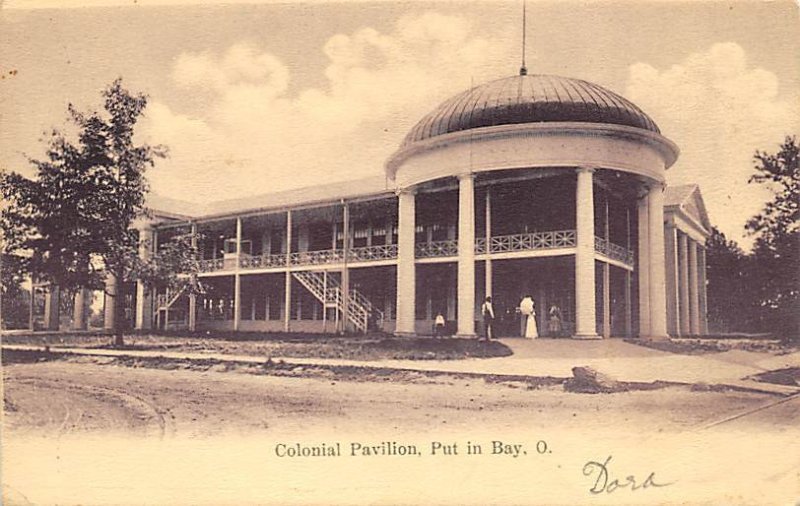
583,455,674,494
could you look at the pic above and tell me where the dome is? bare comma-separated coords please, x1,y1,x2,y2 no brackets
402,74,660,147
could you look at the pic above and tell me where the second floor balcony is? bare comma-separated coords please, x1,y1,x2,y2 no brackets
198,229,634,273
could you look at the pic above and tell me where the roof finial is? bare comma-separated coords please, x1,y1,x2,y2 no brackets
519,0,527,76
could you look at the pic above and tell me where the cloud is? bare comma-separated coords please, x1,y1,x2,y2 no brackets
173,44,290,96
625,42,797,246
141,12,510,204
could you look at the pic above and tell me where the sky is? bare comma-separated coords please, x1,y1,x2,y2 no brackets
1,0,798,248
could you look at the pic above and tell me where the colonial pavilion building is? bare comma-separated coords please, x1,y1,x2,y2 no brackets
51,74,712,339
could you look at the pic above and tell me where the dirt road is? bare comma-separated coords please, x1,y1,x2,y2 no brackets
3,358,790,438
4,359,799,505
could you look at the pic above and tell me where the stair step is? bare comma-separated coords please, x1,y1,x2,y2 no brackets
292,270,381,333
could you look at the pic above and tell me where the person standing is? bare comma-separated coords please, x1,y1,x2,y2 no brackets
480,296,495,340
548,304,562,337
434,311,446,337
519,295,538,339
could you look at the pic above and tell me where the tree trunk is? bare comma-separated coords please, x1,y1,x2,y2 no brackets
113,273,126,347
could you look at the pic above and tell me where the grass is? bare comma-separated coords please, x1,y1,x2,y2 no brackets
0,348,685,394
749,367,800,387
1,330,513,361
626,336,798,355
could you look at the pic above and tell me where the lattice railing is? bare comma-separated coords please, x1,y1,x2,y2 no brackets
594,236,635,266
201,230,625,269
240,253,287,269
476,230,577,255
289,249,344,266
199,258,225,272
203,246,398,272
415,239,459,258
348,244,398,262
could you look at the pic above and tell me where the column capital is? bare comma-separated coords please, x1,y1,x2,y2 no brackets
635,179,664,199
576,166,597,174
132,218,155,232
457,172,475,182
394,186,417,197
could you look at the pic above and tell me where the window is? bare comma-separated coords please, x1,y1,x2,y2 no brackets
223,239,252,255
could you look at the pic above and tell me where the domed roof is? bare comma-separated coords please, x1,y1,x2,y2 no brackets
402,74,660,147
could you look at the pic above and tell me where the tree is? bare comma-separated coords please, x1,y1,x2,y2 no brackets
1,79,198,345
745,136,799,337
1,253,32,330
704,227,755,332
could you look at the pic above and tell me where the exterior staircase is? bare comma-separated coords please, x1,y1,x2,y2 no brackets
292,271,383,333
155,285,188,330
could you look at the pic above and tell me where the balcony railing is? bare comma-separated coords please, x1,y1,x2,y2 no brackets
197,230,633,272
199,258,225,272
205,244,401,272
288,249,344,266
594,236,635,266
476,230,577,254
415,239,459,258
348,244,399,262
240,253,287,269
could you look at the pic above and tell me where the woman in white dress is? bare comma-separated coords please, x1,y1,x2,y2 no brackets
519,295,538,339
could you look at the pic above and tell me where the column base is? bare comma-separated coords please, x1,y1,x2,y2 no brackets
572,333,602,340
394,331,417,337
456,333,477,339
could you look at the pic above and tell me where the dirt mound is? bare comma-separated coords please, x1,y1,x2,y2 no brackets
564,366,621,393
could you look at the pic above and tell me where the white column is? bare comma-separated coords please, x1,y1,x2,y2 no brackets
575,167,599,338
395,189,416,335
233,217,242,331
44,284,60,331
103,274,117,331
664,224,679,336
457,174,476,337
624,271,632,337
689,239,701,335
647,183,668,339
602,263,610,338
72,288,87,330
284,211,292,332
624,207,632,337
485,187,492,298
342,202,350,333
602,196,611,338
637,194,650,337
188,222,198,332
678,231,690,336
135,224,154,330
698,246,709,335
28,276,35,331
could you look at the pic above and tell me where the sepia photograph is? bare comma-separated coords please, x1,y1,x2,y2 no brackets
1,0,798,504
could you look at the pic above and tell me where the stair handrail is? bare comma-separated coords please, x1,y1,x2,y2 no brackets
292,270,375,332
